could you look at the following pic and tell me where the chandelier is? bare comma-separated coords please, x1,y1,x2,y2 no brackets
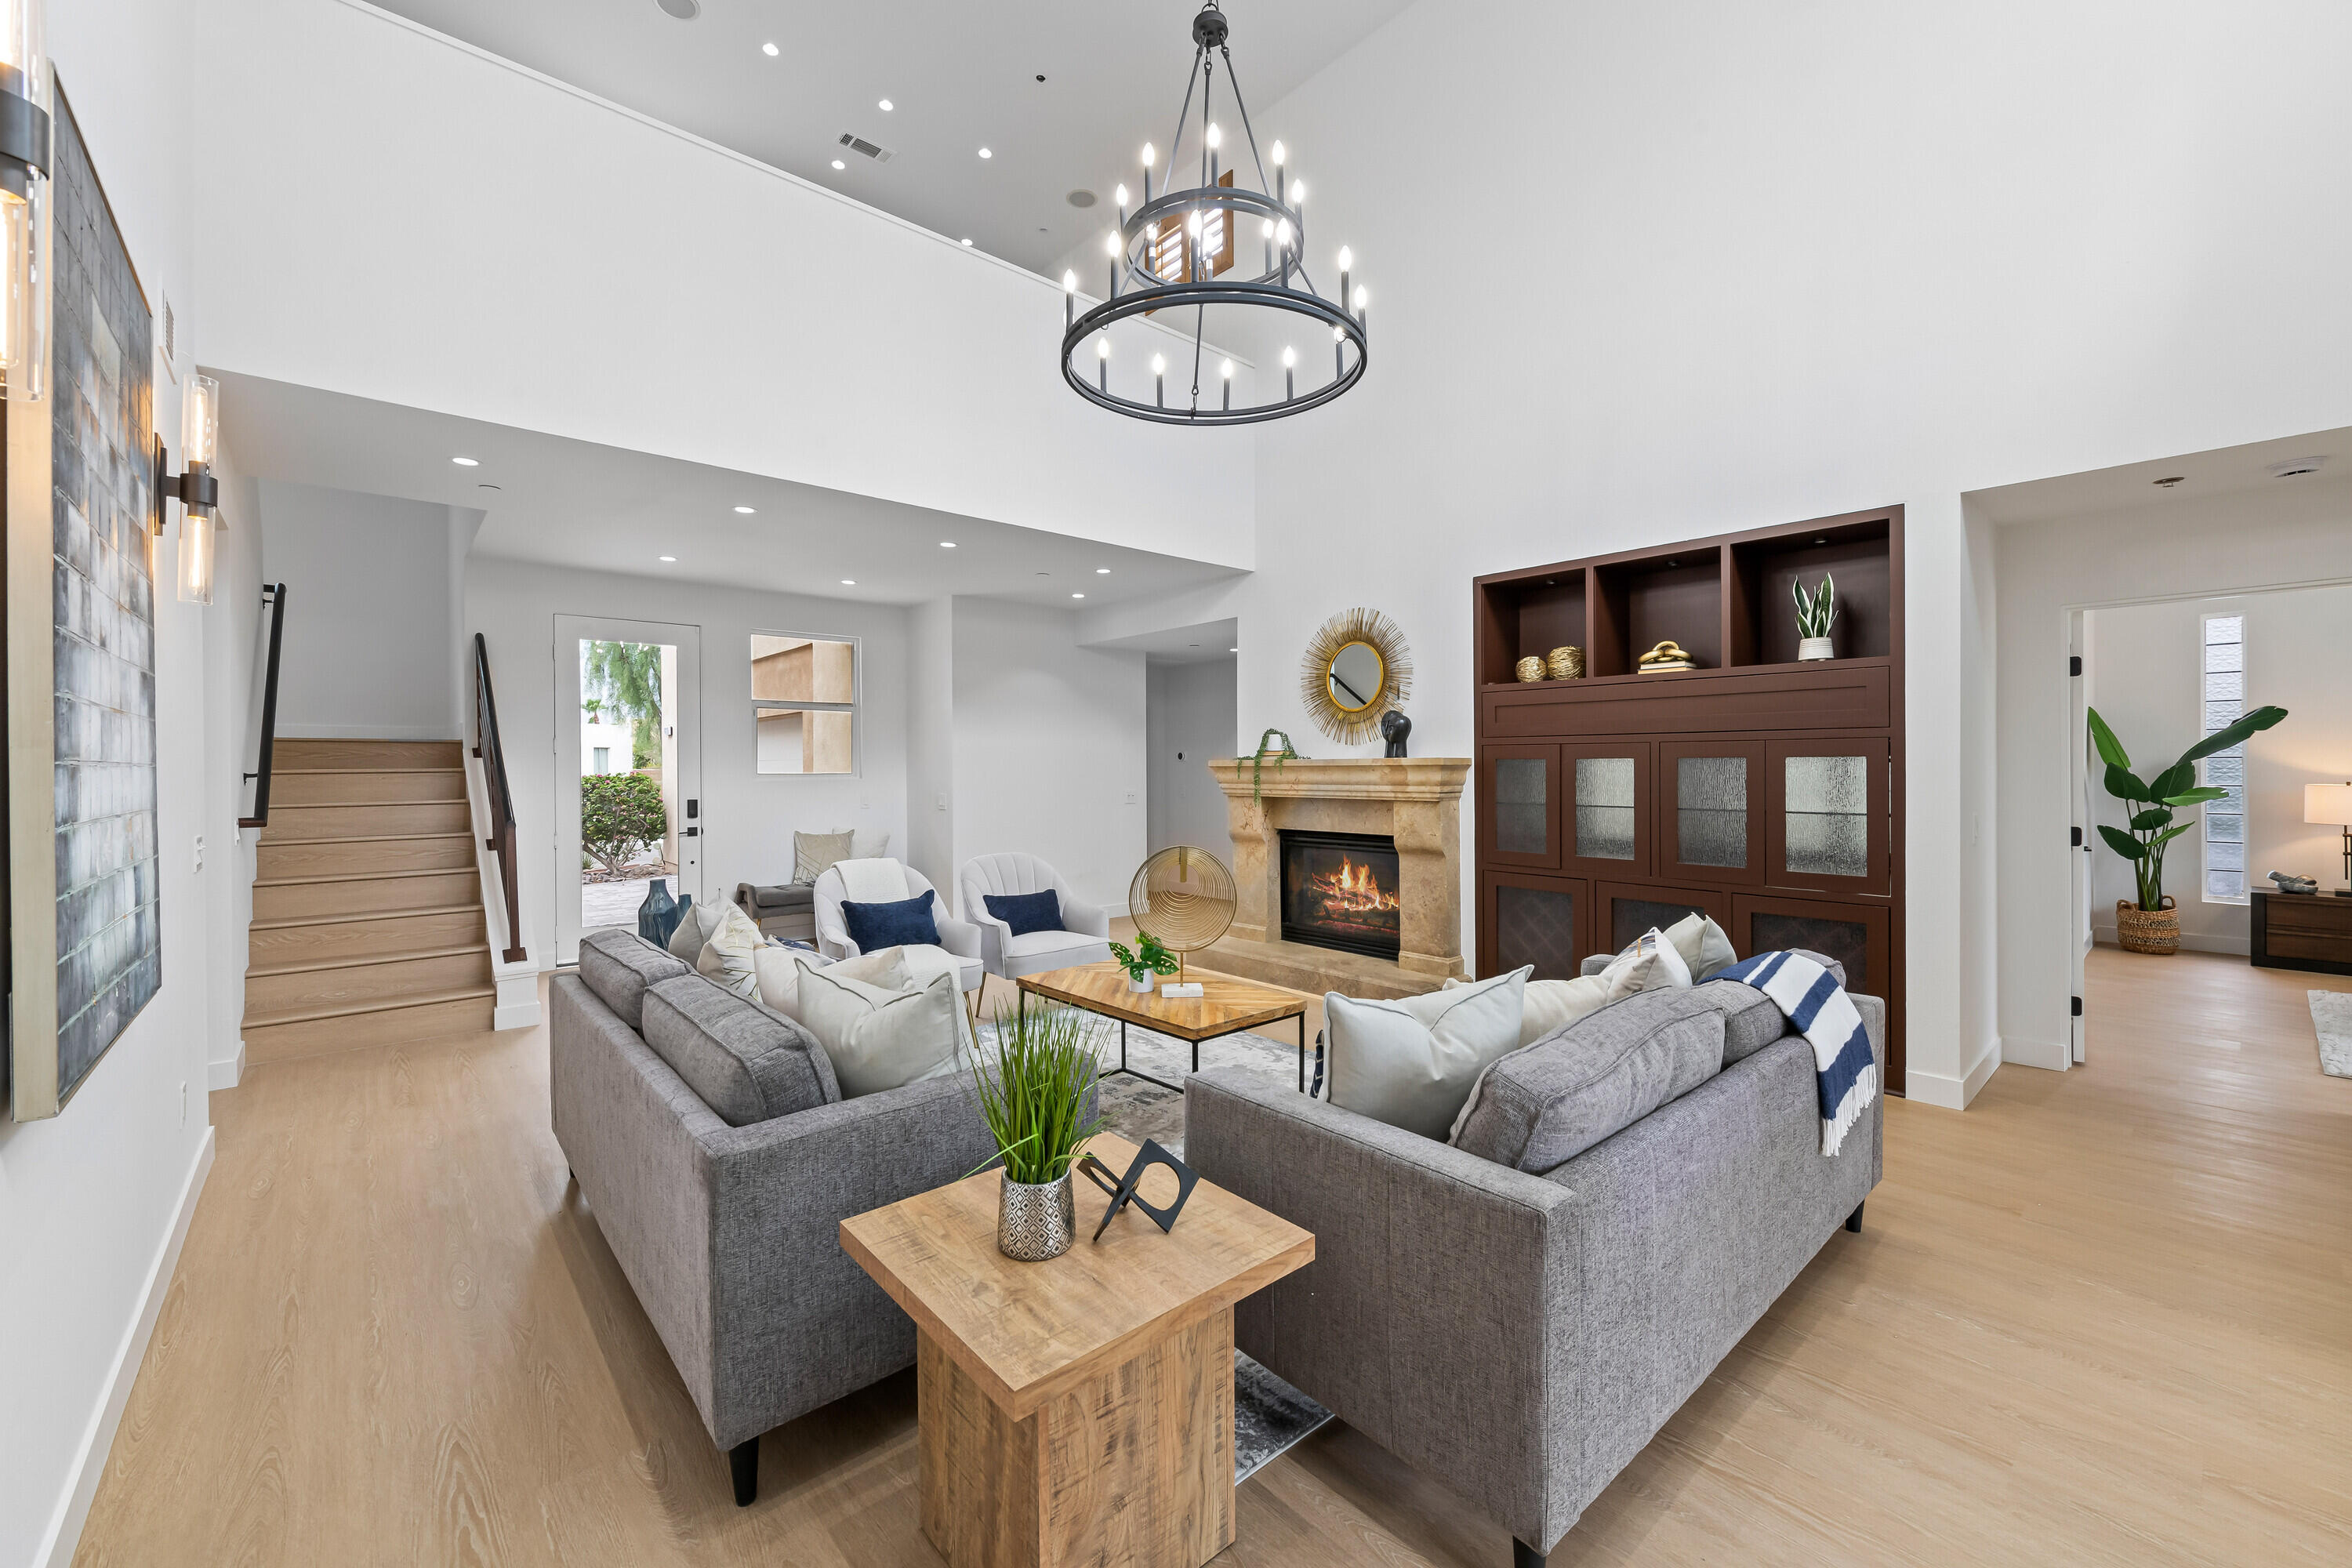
1060,2,1367,426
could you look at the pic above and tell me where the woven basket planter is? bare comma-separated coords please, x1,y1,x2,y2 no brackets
2115,898,2180,955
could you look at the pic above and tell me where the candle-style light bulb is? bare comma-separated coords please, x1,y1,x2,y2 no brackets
1281,346,1296,368
1096,335,1110,390
1142,143,1156,166
1261,217,1275,273
1352,285,1367,310
1276,219,1291,248
1270,140,1286,166
1097,338,1111,358
1290,178,1305,209
1220,357,1235,411
1063,270,1077,292
1283,344,1295,401
1151,354,1167,373
1152,352,1167,409
1115,182,1130,225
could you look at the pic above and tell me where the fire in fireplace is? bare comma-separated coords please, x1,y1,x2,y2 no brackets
1280,830,1402,960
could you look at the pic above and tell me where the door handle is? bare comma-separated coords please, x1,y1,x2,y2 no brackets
682,826,700,838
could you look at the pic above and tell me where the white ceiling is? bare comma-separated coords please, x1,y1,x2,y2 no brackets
212,370,1247,608
1090,618,1240,664
1968,424,2352,525
366,0,1412,274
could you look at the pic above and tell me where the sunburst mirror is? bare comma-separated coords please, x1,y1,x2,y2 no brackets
1299,608,1413,745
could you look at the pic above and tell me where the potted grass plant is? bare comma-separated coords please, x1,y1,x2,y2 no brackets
971,1002,1106,1261
2087,702,2288,953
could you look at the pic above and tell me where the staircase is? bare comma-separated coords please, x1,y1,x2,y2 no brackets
242,739,496,1065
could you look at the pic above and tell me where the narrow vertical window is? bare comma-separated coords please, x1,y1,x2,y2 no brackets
2200,614,2247,903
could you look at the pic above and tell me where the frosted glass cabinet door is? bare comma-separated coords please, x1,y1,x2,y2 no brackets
1658,741,1764,885
1561,742,1653,877
1481,745,1559,869
1766,739,1889,892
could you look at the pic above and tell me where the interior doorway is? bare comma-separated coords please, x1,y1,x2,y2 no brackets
1145,649,1238,866
556,615,702,964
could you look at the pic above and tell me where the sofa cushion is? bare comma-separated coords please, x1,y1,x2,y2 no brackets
577,929,691,1030
842,888,942,952
1325,967,1529,1139
1449,987,1726,1172
1690,978,1792,1065
793,828,858,883
748,883,816,913
640,974,840,1126
984,888,1062,937
794,963,967,1098
693,900,769,996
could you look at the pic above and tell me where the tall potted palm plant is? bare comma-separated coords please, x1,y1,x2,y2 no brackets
2087,702,2287,953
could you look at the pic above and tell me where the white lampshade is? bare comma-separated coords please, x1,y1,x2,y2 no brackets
2307,782,2352,828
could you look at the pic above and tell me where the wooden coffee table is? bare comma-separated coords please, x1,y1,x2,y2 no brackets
840,1134,1314,1568
1016,961,1315,1092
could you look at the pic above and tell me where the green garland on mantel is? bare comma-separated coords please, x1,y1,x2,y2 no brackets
1248,728,1301,802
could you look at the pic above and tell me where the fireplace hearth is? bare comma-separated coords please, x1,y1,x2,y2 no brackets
1281,830,1402,960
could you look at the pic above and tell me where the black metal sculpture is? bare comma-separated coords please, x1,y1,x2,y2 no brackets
1380,708,1411,757
1076,1138,1200,1242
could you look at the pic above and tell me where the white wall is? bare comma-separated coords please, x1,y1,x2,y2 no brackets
259,480,458,739
203,438,269,1091
1221,0,2352,1108
1995,479,2352,1069
1,1,238,1563
1147,658,1237,866
2083,585,2352,950
904,597,956,896
465,559,909,964
196,0,1254,570
948,598,1147,917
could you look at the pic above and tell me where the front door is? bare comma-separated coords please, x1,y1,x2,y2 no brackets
556,615,702,964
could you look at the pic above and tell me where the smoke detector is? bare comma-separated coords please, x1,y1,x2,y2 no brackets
837,132,895,164
2269,457,2325,479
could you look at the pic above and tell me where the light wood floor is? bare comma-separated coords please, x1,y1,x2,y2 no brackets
75,949,2351,1566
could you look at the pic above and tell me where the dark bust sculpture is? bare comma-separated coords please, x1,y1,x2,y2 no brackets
1380,708,1411,758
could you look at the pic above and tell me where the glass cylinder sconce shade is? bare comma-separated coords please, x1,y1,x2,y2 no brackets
178,514,216,604
183,372,220,469
0,0,49,403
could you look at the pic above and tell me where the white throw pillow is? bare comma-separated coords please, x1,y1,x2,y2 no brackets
692,901,769,997
1664,912,1738,982
852,829,890,861
667,899,726,967
1600,927,1693,1002
794,963,966,1098
755,946,904,1022
1445,972,1613,1047
1325,967,1530,1139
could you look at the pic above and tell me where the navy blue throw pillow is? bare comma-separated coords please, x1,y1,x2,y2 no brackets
985,889,1063,937
840,888,940,952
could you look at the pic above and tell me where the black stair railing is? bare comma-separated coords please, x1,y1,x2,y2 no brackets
474,633,528,964
237,583,287,829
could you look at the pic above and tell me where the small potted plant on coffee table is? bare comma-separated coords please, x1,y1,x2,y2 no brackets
1109,931,1180,993
971,1003,1106,1261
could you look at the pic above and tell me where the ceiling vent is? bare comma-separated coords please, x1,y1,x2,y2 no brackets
837,132,895,164
2269,456,2325,479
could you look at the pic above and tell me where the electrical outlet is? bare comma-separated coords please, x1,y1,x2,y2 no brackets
1124,791,1138,805
192,833,205,873
935,792,948,812
179,1081,187,1127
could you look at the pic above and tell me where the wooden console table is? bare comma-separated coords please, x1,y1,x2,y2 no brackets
840,1134,1314,1568
2251,889,2352,975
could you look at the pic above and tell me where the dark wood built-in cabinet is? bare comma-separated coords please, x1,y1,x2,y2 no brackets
1473,507,1907,1090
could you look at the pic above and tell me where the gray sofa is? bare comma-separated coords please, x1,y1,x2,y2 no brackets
1185,967,1883,1566
551,930,996,1506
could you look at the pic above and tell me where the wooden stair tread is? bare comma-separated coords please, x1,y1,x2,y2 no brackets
261,830,474,847
249,903,483,933
246,943,488,980
244,984,496,1030
267,798,468,808
271,767,466,775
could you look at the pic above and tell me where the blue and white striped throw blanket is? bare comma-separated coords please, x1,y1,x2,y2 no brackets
1717,950,1877,1156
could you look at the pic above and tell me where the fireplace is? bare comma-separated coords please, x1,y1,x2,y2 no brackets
1280,830,1402,960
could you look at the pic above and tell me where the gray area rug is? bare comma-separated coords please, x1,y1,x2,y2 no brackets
971,1013,1336,1483
2313,991,2352,1078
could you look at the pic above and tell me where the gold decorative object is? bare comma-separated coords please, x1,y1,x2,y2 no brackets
1300,608,1414,745
1545,645,1584,681
1637,640,1698,673
1128,846,1238,981
1514,655,1544,684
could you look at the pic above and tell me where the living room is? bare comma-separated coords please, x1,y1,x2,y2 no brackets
5,2,2349,1566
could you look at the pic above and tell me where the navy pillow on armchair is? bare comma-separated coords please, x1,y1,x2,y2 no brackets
840,888,942,951
983,889,1062,937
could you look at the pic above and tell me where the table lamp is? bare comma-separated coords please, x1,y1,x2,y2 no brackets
2307,782,2352,893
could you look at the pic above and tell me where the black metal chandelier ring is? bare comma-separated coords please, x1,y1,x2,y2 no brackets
1061,283,1365,427
1112,186,1302,292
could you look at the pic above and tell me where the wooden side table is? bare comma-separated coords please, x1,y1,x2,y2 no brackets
840,1134,1314,1568
2251,888,2352,975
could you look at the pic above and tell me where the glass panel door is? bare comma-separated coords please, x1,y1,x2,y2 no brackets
1561,741,1653,878
1658,740,1764,886
1480,744,1560,869
1766,739,1890,893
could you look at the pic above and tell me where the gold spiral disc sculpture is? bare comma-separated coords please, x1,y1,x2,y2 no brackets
1127,846,1237,981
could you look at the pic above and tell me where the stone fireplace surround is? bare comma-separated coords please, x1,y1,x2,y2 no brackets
1204,757,1470,1000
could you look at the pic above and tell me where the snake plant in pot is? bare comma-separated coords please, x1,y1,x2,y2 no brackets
2087,702,2287,953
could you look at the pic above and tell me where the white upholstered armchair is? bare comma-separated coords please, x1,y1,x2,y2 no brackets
957,853,1114,980
811,858,984,993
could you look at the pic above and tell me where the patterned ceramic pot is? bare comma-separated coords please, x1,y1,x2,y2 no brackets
1546,645,1584,681
1127,972,1156,993
2116,898,2180,956
1514,655,1544,683
998,1171,1078,1261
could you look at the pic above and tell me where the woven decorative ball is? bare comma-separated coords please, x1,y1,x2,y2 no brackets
1546,644,1584,681
1514,655,1544,683
1129,846,1237,964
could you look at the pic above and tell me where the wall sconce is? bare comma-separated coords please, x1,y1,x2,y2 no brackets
0,0,50,403
154,372,221,604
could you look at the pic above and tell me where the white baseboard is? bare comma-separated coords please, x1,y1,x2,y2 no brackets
492,956,543,1031
38,1125,216,1568
1908,1035,2003,1109
2002,1034,2072,1072
493,1000,543,1030
2091,928,2249,956
206,1040,245,1091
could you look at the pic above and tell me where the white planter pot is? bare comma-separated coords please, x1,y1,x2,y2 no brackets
1127,973,1156,993
1798,637,1835,662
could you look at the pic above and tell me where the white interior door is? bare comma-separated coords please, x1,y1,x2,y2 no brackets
556,615,702,964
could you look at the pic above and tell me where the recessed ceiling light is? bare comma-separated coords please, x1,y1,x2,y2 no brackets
659,554,677,562
451,456,479,466
654,0,698,18
878,98,893,111
1189,643,1200,648
1229,647,1238,653
840,579,856,586
477,483,502,492
960,238,973,246
1094,567,1110,574
735,505,756,514
2269,458,2325,479
761,41,778,56
938,541,956,548
2153,476,2186,488
832,158,846,170
978,147,993,159
1071,592,1086,599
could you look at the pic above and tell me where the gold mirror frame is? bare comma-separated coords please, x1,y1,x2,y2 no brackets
1299,608,1413,745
